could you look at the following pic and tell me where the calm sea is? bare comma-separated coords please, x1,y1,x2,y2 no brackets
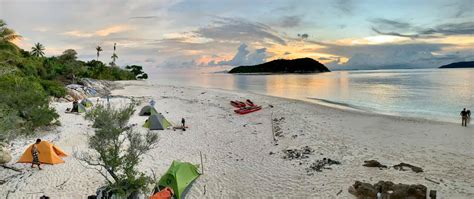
148,68,474,123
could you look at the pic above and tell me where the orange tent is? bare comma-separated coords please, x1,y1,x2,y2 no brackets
17,141,67,164
150,187,173,199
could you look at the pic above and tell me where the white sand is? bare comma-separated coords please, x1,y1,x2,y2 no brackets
1,80,473,198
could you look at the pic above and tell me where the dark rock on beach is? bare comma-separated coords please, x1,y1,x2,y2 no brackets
349,181,427,199
393,162,423,173
363,160,388,168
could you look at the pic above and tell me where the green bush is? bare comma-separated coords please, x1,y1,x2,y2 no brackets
0,75,58,129
40,79,67,98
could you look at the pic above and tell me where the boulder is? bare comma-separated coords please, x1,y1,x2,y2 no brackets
0,142,12,164
393,162,423,173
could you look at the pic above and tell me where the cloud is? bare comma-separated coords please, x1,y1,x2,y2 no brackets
370,18,412,30
210,43,268,66
63,25,131,38
129,16,159,20
334,0,353,15
320,42,474,70
371,19,474,39
194,17,286,45
280,15,302,28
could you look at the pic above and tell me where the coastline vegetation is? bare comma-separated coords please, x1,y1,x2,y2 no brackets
0,19,148,142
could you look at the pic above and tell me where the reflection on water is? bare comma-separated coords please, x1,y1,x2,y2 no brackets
149,69,474,122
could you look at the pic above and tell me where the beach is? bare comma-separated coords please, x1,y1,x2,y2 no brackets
1,80,473,198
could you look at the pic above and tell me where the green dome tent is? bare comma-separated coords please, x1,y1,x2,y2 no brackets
139,105,158,116
143,113,172,130
81,98,93,108
77,103,86,113
158,161,200,199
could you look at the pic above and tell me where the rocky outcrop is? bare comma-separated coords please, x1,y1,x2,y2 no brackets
0,142,12,164
56,78,117,102
348,181,427,199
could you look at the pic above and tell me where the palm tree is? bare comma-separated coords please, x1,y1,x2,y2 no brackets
96,45,103,61
111,53,118,66
31,42,45,57
0,19,21,43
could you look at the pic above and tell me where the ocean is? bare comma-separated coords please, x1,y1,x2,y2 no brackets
148,68,474,123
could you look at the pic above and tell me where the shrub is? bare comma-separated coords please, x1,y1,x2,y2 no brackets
79,104,158,197
40,79,67,98
0,75,58,129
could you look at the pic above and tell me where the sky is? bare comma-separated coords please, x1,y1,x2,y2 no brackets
1,0,473,71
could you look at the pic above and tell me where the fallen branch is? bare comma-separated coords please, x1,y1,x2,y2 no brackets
425,177,440,184
0,165,22,172
336,189,342,195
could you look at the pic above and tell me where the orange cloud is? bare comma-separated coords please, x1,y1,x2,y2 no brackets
63,24,130,37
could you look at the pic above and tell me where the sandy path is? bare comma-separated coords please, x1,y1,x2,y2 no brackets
1,81,472,198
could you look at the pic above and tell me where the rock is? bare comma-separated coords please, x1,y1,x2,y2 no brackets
363,160,388,168
429,190,437,199
282,146,314,160
393,162,423,173
349,181,427,199
348,181,377,198
0,142,12,164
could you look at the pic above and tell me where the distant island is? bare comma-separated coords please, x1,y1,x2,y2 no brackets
439,61,474,69
228,58,330,73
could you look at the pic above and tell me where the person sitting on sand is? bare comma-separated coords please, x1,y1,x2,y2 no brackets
71,100,79,112
31,139,42,170
460,108,468,127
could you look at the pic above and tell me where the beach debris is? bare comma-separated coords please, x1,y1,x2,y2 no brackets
425,177,440,184
363,160,387,168
393,162,423,173
306,158,341,173
336,189,343,196
348,181,427,199
429,190,437,199
282,146,313,160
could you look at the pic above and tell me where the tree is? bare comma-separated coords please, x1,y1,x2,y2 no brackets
0,19,22,53
31,42,45,57
77,103,158,196
59,49,77,61
96,45,103,61
0,19,21,43
125,65,148,79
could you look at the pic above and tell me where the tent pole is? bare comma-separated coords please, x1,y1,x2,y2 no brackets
200,151,204,174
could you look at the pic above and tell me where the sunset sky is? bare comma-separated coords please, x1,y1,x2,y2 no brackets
1,0,473,71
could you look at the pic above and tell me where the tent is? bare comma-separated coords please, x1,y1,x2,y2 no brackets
81,98,93,108
17,141,67,164
143,113,172,130
77,103,86,113
158,161,200,199
149,187,173,199
139,105,158,116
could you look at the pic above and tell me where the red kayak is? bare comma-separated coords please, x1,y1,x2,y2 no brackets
246,99,255,107
234,106,262,114
230,100,246,108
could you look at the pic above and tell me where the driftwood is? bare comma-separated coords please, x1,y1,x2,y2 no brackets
0,164,22,172
425,177,440,184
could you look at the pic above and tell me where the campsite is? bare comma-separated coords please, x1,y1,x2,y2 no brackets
1,80,472,198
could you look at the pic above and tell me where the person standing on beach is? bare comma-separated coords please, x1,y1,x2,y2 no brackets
150,99,156,107
181,118,186,131
460,108,468,126
31,139,42,170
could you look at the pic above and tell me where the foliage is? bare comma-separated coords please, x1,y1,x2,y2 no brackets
40,79,67,98
125,65,148,79
0,103,22,142
0,75,58,130
31,42,45,57
79,104,158,196
228,58,331,73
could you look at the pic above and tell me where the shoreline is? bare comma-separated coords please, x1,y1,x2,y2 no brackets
117,80,464,126
1,80,472,198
